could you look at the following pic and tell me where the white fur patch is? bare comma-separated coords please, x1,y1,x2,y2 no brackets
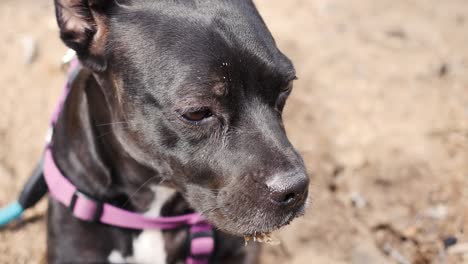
108,186,176,264
108,250,134,263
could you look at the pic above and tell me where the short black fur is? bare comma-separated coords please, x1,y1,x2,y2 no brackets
48,0,309,263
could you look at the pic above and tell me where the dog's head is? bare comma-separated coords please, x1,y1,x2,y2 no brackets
55,0,309,236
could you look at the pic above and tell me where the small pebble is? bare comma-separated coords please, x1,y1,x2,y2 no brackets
425,204,448,220
383,243,410,264
350,191,367,209
439,64,449,77
386,29,407,39
21,35,38,65
443,236,458,249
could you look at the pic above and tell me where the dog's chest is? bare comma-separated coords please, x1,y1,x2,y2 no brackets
108,186,176,264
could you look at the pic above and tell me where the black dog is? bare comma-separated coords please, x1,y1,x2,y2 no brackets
48,0,309,263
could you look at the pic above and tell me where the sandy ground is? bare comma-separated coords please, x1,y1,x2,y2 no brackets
1,0,467,263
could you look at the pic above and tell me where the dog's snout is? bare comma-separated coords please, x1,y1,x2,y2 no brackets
267,172,309,208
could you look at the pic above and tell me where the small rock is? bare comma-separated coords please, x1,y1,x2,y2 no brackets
425,204,448,220
402,226,418,239
21,35,38,65
350,191,367,209
328,182,338,192
443,236,458,249
332,164,344,177
439,64,449,77
382,243,411,264
386,29,407,39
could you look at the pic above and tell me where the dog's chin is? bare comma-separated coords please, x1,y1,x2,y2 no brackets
203,202,306,237
184,184,308,237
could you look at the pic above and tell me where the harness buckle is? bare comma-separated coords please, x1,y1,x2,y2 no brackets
188,228,215,261
68,190,104,223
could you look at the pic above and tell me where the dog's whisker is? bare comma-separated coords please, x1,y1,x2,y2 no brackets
121,175,163,208
95,130,118,139
95,124,131,139
95,121,129,127
96,131,114,139
199,205,223,216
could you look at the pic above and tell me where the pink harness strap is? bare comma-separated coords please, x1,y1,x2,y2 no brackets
44,58,215,263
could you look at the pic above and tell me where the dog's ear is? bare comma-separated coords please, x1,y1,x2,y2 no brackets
55,0,110,71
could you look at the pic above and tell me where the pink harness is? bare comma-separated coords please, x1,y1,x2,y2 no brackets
44,59,215,264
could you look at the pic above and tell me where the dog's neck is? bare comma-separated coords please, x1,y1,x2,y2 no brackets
51,68,191,215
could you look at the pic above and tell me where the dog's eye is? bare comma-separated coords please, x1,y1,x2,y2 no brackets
281,80,294,94
276,81,294,113
181,109,213,122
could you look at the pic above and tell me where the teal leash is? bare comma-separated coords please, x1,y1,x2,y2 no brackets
0,159,47,228
0,202,24,226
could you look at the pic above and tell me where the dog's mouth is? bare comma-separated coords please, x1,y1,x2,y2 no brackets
242,210,303,245
239,202,307,245
244,231,281,245
187,182,309,239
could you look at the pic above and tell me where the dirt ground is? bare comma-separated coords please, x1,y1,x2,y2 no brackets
1,0,467,263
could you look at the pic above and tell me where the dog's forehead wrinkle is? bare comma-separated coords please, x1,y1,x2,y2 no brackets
174,87,216,101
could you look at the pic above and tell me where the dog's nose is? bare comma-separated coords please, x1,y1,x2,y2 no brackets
266,172,309,208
